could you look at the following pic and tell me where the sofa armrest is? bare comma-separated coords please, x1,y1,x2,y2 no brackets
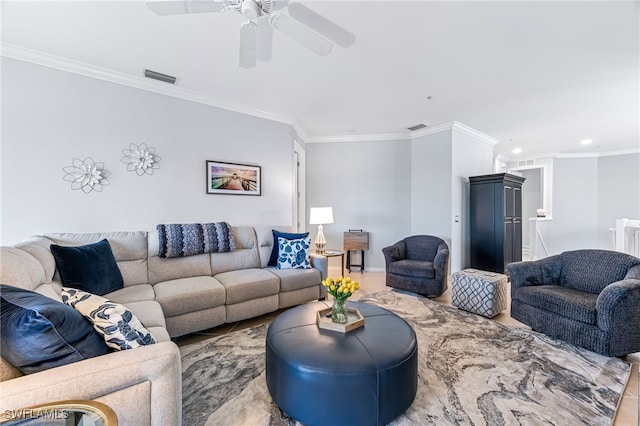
433,248,449,280
596,279,640,332
382,242,405,272
0,342,181,426
310,253,328,298
310,253,328,281
507,254,563,293
507,261,543,291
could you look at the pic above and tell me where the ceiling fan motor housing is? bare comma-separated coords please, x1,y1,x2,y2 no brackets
239,0,273,19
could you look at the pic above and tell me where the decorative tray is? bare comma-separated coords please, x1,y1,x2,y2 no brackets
316,307,365,333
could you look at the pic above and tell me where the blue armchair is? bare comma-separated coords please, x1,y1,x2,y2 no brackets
507,249,640,357
382,235,449,298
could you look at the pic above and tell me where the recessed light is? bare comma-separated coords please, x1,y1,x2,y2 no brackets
512,148,522,154
580,139,593,145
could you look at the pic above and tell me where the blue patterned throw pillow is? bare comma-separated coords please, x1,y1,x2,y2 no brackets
277,236,311,269
268,230,309,266
61,288,156,351
157,222,236,258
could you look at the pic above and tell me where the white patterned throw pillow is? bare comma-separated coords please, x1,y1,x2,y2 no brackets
277,236,311,269
61,287,156,351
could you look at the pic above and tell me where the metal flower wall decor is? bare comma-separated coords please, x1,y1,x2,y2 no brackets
121,143,160,176
62,157,111,193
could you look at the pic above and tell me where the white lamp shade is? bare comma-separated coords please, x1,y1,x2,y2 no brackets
309,207,334,225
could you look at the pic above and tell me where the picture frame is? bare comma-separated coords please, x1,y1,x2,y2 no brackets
206,160,261,196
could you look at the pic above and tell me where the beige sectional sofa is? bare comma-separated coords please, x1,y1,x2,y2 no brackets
0,225,327,425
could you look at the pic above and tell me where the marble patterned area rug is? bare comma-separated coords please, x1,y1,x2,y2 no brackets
180,290,631,426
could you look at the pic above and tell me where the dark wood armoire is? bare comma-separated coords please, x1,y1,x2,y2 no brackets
469,173,526,273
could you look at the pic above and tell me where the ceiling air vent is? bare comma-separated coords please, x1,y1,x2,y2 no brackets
407,123,427,131
517,160,535,167
144,69,177,84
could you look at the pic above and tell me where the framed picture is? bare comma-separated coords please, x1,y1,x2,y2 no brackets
206,160,261,196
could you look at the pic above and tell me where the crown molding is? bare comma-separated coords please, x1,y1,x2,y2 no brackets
451,121,500,146
307,132,411,143
410,121,499,146
1,43,293,126
291,122,310,143
554,147,640,159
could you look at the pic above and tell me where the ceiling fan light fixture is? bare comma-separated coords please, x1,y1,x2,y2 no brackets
241,0,260,20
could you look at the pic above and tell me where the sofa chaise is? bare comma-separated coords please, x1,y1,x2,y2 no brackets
0,225,327,425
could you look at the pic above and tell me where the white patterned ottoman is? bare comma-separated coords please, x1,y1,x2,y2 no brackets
451,269,508,318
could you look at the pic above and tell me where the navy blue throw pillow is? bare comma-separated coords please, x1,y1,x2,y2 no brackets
0,284,110,374
50,239,124,296
268,230,310,267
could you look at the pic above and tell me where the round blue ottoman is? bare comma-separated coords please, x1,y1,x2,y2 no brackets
266,301,417,426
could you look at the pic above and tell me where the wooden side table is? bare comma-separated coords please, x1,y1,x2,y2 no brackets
343,231,369,273
323,249,345,277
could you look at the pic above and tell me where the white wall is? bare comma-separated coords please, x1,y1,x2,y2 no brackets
451,130,494,271
597,153,640,248
1,59,295,244
520,168,543,247
514,153,640,256
305,139,412,270
548,157,599,253
410,131,452,238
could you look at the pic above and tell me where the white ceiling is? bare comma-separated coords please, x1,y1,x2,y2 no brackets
2,1,639,159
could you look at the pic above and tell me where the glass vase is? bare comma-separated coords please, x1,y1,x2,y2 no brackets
331,298,349,324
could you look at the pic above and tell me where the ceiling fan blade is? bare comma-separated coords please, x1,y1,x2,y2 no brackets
145,0,227,16
256,19,273,62
287,2,355,48
270,14,332,56
239,22,257,68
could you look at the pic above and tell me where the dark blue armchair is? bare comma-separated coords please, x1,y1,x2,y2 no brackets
382,235,449,298
507,249,640,357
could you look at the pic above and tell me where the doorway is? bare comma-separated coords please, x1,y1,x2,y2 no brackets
294,140,306,232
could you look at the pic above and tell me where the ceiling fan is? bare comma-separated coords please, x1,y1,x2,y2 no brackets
145,0,355,68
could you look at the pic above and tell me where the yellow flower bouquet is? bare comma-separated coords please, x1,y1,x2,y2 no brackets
322,276,360,324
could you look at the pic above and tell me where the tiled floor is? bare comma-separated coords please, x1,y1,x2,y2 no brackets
174,270,639,425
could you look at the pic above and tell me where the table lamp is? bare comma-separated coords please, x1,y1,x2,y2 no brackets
309,207,334,254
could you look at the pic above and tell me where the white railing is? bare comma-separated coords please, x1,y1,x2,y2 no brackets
529,217,552,260
614,218,640,257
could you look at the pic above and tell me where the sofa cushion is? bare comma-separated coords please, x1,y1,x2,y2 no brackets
560,249,640,294
124,300,167,330
156,222,236,258
51,239,124,296
215,269,280,304
105,284,156,304
513,285,598,325
389,260,435,279
154,276,225,317
276,236,311,270
46,231,149,287
404,235,442,262
62,287,156,351
14,236,57,284
0,284,109,374
268,230,309,266
268,268,321,292
0,247,46,292
149,253,212,284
